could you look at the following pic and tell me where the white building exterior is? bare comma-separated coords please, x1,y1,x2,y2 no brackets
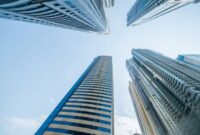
0,0,114,32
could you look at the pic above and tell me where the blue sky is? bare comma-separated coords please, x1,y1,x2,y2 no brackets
0,0,200,134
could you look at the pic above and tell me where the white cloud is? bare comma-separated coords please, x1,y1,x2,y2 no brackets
115,114,141,135
0,116,46,135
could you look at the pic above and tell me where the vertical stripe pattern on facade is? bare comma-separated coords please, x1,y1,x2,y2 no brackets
0,0,114,32
129,81,158,135
36,56,113,135
126,49,200,135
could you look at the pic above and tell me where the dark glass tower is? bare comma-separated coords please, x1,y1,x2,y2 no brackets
36,56,114,135
127,0,199,26
0,0,114,33
127,49,200,135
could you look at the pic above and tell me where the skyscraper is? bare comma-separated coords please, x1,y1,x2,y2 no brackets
36,56,114,135
0,0,114,32
127,0,200,26
177,54,200,68
126,49,200,135
129,81,158,135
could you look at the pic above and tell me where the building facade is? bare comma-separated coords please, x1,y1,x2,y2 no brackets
0,0,114,32
103,0,114,8
127,0,200,26
129,81,159,135
177,54,200,68
127,49,200,135
36,56,114,135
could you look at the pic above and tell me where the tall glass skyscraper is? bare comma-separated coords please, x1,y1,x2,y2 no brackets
36,56,114,135
127,0,200,26
0,0,114,32
126,49,200,135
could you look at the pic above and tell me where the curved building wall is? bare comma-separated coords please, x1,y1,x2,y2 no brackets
0,0,114,32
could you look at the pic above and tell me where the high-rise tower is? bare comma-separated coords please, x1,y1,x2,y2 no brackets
127,0,199,26
36,56,114,135
127,49,200,135
0,0,114,32
129,81,158,135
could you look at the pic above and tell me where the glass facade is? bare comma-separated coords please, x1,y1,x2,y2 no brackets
36,56,114,135
127,49,200,135
0,0,114,32
177,54,200,69
127,0,199,26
